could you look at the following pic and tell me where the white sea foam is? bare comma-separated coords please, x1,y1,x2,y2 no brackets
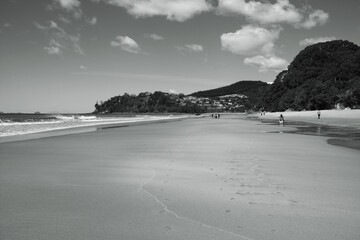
0,114,188,138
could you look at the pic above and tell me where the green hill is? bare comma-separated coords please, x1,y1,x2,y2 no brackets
190,80,268,98
259,40,360,111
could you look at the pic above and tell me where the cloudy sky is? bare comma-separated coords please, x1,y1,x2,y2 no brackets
1,0,359,113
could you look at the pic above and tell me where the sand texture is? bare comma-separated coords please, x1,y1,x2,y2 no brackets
1,115,359,240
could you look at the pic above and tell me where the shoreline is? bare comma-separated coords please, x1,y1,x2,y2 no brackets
0,115,196,144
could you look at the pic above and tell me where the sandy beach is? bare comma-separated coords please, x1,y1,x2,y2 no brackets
1,115,359,240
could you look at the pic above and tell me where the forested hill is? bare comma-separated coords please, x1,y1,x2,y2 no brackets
259,40,360,111
94,81,268,114
190,80,267,98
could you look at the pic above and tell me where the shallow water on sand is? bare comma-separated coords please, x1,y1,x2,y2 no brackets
253,118,360,151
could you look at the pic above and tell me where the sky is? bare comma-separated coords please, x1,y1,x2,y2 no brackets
0,0,359,113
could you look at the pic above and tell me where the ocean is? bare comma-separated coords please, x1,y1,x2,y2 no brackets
0,113,187,139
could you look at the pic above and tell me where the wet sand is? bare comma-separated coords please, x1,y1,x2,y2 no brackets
1,115,359,240
255,109,360,129
253,110,360,150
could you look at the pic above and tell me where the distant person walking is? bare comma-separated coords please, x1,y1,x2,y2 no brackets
279,114,285,124
317,110,321,119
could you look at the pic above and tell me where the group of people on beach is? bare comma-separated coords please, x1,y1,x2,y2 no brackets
211,113,221,119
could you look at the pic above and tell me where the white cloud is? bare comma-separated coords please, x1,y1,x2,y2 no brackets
53,0,80,11
169,89,177,94
50,21,62,30
221,25,281,56
221,25,288,72
44,39,64,56
185,44,203,52
94,0,328,28
218,0,302,25
96,0,212,22
68,35,84,55
34,21,64,32
34,22,48,30
51,0,82,19
4,23,12,28
111,36,141,54
176,44,204,53
299,36,336,46
44,46,62,55
58,15,71,24
215,0,328,29
35,21,84,56
295,9,329,29
87,17,97,25
244,55,288,72
146,33,164,40
80,65,87,70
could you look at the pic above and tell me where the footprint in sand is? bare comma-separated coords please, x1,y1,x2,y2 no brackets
288,199,298,204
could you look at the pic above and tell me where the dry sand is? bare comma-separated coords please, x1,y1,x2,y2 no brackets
1,115,359,240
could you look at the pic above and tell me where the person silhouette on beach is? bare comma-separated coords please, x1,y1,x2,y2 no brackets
279,114,284,123
317,110,321,119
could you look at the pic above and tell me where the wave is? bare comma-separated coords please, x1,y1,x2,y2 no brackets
0,114,189,138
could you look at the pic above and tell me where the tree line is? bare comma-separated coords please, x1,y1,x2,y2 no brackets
94,92,205,114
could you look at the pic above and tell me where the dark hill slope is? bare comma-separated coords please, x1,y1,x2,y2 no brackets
260,40,360,111
190,80,268,98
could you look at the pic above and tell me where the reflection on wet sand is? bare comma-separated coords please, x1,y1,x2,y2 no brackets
254,118,360,150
